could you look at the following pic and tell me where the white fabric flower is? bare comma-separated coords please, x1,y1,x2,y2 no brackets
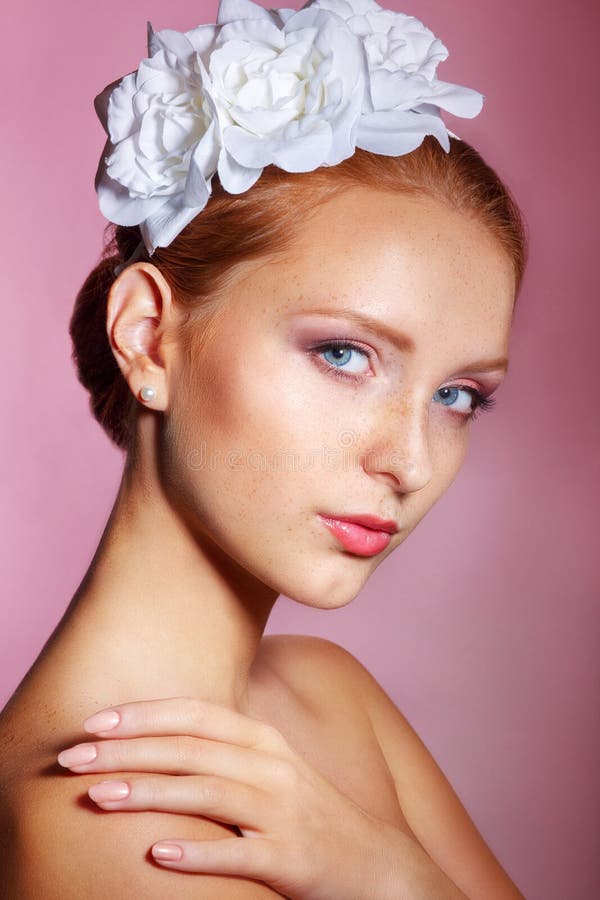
93,0,485,259
95,27,222,254
305,0,484,154
182,0,367,194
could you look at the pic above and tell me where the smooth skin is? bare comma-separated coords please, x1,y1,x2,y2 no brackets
0,187,522,898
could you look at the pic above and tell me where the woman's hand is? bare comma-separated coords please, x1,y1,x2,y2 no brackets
55,695,413,900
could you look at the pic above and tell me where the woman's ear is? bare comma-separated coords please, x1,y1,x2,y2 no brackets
106,262,176,411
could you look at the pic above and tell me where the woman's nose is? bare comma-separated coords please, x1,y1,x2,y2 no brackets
364,394,433,494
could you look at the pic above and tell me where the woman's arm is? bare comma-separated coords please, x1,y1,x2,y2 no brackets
3,771,281,899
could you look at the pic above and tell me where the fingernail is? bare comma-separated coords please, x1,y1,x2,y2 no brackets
83,709,121,733
152,843,183,862
57,743,98,767
88,781,130,802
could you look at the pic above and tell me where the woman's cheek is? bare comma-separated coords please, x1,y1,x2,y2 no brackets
427,418,471,487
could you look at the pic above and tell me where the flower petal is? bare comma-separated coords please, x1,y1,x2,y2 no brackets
141,194,208,254
224,119,332,171
185,24,220,60
216,16,285,50
94,76,129,138
105,73,138,143
96,165,164,226
182,120,220,206
421,80,484,118
356,108,450,155
276,8,300,25
145,28,198,67
369,67,483,119
369,67,426,111
217,147,263,193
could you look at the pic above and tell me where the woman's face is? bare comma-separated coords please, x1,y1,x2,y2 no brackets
161,187,515,608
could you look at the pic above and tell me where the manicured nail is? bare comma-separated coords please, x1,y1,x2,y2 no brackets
57,743,98,767
88,781,130,802
83,709,121,732
152,843,183,862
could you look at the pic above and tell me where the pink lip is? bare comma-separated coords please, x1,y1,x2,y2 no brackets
330,514,399,534
317,514,398,557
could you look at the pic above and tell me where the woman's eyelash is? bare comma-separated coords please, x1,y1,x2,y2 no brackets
463,391,497,422
310,339,497,421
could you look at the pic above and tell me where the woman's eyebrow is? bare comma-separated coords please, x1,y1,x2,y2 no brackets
292,307,509,373
459,357,509,374
292,307,416,353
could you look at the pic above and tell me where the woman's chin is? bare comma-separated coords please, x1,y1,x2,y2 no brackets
281,566,372,611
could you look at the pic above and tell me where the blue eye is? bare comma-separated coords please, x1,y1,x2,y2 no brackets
433,386,497,421
312,340,372,379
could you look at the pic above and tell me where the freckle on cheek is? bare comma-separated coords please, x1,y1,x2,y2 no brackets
383,397,410,419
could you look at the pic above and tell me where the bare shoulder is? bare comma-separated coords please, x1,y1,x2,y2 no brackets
0,704,280,899
257,632,391,729
262,634,525,900
258,633,371,703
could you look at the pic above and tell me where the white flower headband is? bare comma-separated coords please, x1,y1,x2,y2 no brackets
94,0,484,272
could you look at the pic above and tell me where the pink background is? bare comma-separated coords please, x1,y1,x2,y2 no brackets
2,1,598,897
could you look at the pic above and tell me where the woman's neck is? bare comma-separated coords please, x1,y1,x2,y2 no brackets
31,447,280,718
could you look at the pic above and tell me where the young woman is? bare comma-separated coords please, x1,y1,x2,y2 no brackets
0,1,528,897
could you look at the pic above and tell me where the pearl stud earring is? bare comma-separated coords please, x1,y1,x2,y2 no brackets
139,385,156,402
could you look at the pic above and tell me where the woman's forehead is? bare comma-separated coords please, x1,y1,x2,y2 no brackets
239,188,513,298
227,191,514,332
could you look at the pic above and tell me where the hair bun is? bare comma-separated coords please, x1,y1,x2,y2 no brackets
69,236,137,450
